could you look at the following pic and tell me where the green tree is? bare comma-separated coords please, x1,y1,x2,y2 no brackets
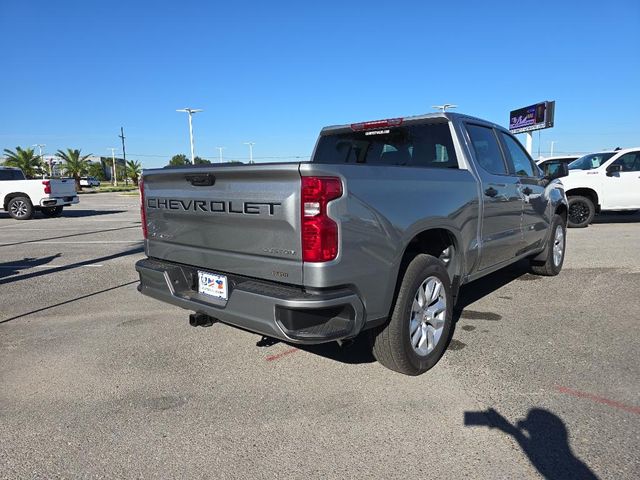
2,147,44,178
56,148,91,191
116,164,128,185
87,162,107,181
126,160,142,186
169,154,188,167
194,156,211,165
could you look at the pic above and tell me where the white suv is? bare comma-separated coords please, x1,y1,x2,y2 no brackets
562,148,640,227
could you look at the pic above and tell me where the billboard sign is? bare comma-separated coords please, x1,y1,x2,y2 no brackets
509,101,555,134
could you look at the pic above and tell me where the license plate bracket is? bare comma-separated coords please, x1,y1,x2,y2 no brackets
197,271,228,300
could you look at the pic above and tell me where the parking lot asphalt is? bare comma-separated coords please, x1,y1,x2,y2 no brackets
1,193,638,479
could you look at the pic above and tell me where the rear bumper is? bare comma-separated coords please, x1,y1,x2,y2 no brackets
135,257,366,344
39,196,79,207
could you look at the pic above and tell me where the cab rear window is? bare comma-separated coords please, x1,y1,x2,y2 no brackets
0,169,26,180
313,122,458,168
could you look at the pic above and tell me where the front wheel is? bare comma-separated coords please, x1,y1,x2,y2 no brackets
567,195,594,228
371,254,453,376
8,196,34,220
530,214,566,276
41,206,64,217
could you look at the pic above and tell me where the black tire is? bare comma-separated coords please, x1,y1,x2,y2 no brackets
567,195,594,228
370,254,454,376
41,206,64,217
7,196,34,220
530,214,566,276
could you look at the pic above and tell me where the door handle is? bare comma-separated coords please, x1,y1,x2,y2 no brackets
484,187,498,198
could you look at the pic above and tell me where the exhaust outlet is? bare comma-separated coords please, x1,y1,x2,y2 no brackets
189,312,216,327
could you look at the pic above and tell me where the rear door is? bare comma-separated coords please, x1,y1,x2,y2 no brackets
465,124,523,270
498,131,549,254
142,164,304,284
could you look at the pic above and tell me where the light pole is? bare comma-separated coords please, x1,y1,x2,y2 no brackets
550,141,556,157
217,146,225,163
176,108,203,164
108,148,117,186
432,104,457,112
244,142,255,164
33,144,46,176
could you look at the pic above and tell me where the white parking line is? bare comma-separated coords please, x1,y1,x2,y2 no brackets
0,240,142,245
0,264,104,269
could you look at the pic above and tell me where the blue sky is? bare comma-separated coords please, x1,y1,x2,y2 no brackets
1,0,638,167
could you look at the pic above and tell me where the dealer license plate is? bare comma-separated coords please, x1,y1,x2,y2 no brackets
197,271,228,300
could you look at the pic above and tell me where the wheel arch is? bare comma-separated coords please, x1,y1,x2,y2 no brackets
3,192,32,211
394,228,462,304
566,188,599,209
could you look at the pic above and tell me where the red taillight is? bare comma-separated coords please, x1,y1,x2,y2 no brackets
139,177,148,239
350,117,403,131
42,180,51,194
301,176,342,262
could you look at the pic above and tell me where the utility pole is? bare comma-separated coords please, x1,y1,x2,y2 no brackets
217,146,225,163
176,108,203,164
108,148,117,186
244,142,255,164
33,144,47,176
119,127,127,185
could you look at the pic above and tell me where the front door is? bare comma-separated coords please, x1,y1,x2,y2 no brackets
601,151,640,209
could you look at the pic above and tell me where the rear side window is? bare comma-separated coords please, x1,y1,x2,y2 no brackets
0,169,25,180
612,152,640,172
313,122,458,168
466,124,507,175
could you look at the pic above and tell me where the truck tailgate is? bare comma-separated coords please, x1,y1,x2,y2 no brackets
143,164,303,285
50,178,76,197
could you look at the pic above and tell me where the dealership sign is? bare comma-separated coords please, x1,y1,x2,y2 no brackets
509,101,555,134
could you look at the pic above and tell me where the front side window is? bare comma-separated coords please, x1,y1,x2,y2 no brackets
466,124,507,175
569,152,616,170
500,132,536,177
612,152,640,172
312,122,458,168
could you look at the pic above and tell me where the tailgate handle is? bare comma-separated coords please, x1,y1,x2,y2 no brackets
185,174,215,186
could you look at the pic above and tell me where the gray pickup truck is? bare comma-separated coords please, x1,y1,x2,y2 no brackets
135,112,568,375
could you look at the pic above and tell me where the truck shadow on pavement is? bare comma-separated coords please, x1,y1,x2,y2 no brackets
262,260,534,366
0,245,144,285
0,253,61,280
591,211,640,224
0,209,126,220
464,407,599,480
0,225,140,248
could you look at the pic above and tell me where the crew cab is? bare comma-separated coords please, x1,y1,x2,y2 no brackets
135,112,569,375
560,148,640,227
0,167,79,219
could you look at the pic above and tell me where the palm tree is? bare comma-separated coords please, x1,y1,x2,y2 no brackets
2,147,43,178
126,160,142,186
56,148,91,191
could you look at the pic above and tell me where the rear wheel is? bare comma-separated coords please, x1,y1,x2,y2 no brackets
371,254,453,376
8,196,34,220
41,206,64,217
567,195,594,228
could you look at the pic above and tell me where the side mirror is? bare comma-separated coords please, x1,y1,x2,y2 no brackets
543,161,569,180
606,164,622,176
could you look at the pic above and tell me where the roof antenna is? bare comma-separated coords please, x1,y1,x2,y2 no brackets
432,104,457,112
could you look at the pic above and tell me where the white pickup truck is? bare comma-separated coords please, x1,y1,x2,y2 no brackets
560,148,640,227
0,166,79,220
